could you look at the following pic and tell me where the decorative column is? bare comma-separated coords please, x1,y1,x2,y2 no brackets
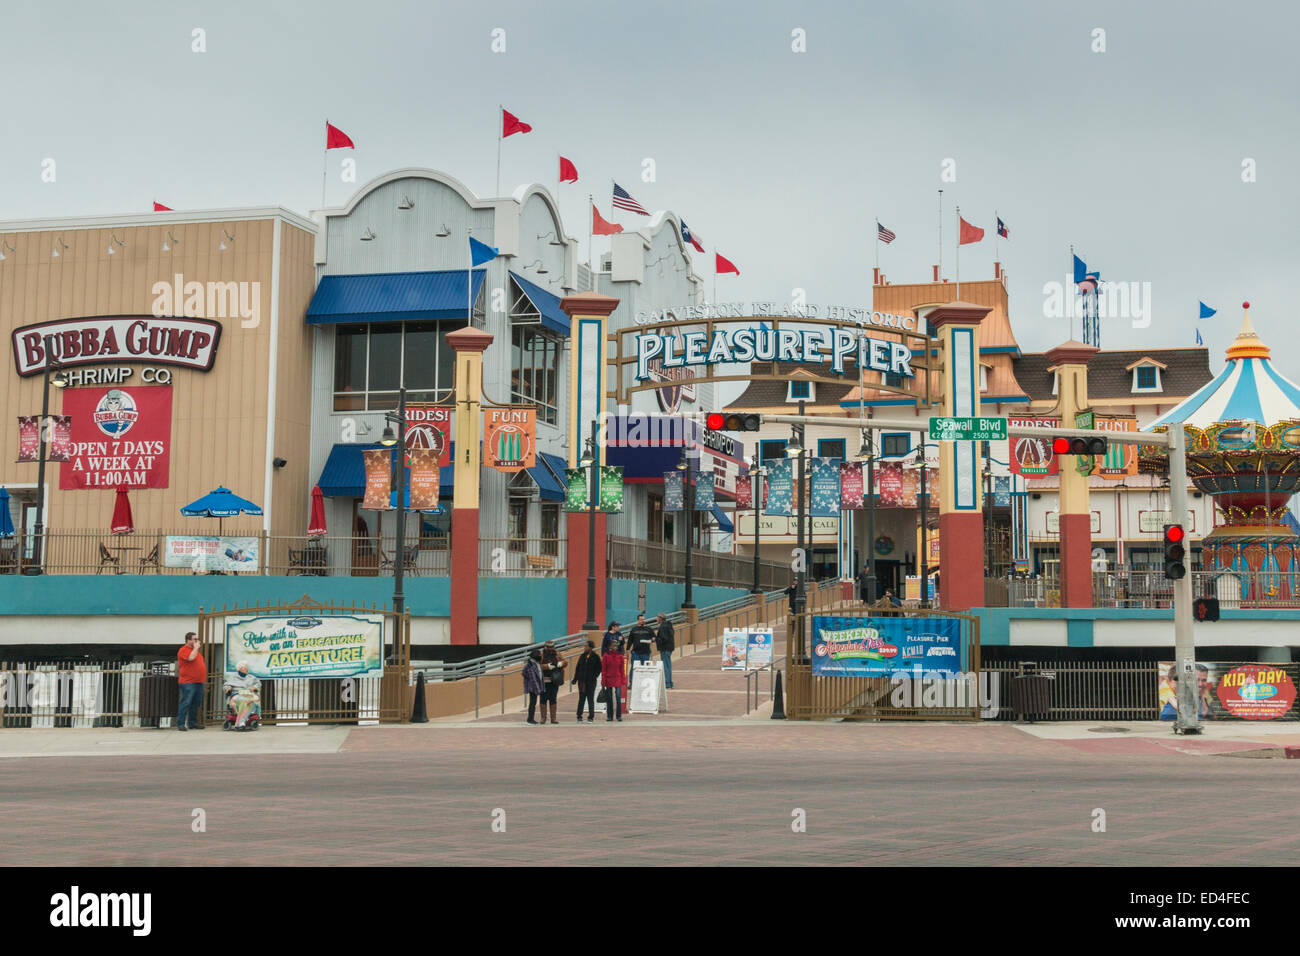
1046,341,1099,608
923,301,991,612
447,326,494,645
561,291,620,636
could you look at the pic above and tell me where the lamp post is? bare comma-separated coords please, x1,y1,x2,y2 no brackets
787,402,808,623
917,439,930,607
379,386,409,658
749,454,763,594
854,429,877,602
24,337,68,576
677,449,695,609
580,423,598,630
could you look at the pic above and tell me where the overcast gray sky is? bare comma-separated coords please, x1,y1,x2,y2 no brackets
3,0,1297,370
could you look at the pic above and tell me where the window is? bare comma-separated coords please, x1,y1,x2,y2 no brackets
817,438,846,460
647,494,663,542
980,365,989,391
508,498,529,551
760,439,788,462
882,371,906,389
1133,365,1161,392
511,326,561,425
881,433,910,457
788,380,813,401
419,510,451,548
540,503,559,555
333,322,453,411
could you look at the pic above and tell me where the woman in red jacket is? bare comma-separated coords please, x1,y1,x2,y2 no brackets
600,640,627,722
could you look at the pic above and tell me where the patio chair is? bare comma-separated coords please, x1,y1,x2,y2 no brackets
379,543,421,576
97,543,120,574
0,543,16,574
138,543,160,573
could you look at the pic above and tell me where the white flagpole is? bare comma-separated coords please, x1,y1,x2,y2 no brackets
588,193,593,268
321,120,328,210
994,209,999,266
937,190,943,280
495,105,503,196
955,205,961,299
874,220,879,271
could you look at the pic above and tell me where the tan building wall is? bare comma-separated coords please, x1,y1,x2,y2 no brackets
0,209,317,544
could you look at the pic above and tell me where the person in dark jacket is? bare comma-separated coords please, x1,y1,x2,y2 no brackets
600,640,626,721
522,649,544,725
571,640,602,723
655,613,676,689
786,579,799,613
625,614,656,689
601,621,622,654
539,640,566,724
857,567,873,603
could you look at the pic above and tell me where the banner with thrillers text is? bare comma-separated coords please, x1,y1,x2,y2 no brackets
59,386,171,489
362,449,392,510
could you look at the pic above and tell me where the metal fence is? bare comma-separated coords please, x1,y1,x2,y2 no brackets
607,535,791,589
984,661,1160,721
1,660,162,727
996,570,1300,609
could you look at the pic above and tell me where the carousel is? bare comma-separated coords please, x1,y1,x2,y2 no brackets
1142,303,1300,603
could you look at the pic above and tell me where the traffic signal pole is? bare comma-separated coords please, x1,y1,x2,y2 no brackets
1167,425,1200,734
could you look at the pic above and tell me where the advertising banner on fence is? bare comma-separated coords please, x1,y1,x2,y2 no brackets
840,461,863,510
746,629,774,670
362,449,391,510
812,615,962,678
1158,662,1299,721
164,535,259,573
406,447,440,510
58,385,172,489
764,459,793,516
721,628,748,670
811,457,841,516
485,407,535,473
225,613,385,680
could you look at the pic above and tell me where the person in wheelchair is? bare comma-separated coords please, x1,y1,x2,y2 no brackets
224,660,262,730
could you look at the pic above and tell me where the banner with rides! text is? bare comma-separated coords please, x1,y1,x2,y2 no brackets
811,615,963,677
225,614,385,680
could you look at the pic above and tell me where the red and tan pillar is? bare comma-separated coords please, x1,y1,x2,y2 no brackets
446,326,494,645
923,300,991,612
1047,341,1098,608
560,291,620,635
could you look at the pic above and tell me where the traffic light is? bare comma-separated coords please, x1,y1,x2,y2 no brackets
1163,524,1187,580
705,412,761,431
1193,596,1220,622
1051,436,1108,456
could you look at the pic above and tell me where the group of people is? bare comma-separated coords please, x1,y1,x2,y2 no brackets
521,613,676,724
175,631,262,731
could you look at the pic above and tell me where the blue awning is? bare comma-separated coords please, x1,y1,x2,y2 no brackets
307,270,487,325
317,443,454,499
529,452,569,502
711,505,734,533
509,271,570,335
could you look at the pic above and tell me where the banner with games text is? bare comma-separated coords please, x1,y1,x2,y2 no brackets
58,386,172,489
362,449,392,510
225,613,385,680
1092,417,1138,479
484,407,535,473
840,460,864,509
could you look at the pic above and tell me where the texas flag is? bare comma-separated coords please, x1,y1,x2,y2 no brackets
959,216,984,244
996,217,1009,239
502,108,532,138
680,219,705,253
325,122,354,149
716,252,740,275
592,205,623,236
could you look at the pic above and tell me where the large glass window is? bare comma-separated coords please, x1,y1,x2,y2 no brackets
540,503,559,555
508,498,529,551
511,326,561,425
333,322,456,411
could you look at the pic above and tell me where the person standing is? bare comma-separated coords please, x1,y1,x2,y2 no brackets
654,613,676,689
625,614,656,690
571,640,601,723
540,640,566,724
176,632,206,731
600,640,626,722
601,621,622,654
523,649,544,725
857,566,872,603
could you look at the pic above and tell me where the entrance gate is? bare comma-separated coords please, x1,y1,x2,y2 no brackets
784,606,982,720
196,595,411,724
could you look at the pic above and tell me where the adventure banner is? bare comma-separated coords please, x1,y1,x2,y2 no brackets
840,461,863,510
811,457,842,516
59,386,171,489
225,613,385,680
1158,662,1299,721
485,407,535,473
812,615,963,678
362,449,391,510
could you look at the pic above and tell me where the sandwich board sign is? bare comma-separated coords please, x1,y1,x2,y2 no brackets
722,629,749,670
628,660,667,714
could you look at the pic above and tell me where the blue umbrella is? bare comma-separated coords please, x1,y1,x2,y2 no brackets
0,487,14,538
180,487,262,536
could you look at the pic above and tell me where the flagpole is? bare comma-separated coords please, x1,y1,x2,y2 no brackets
587,193,593,268
955,205,960,300
321,120,328,210
937,190,943,280
495,105,502,196
1069,244,1076,342
874,219,879,271
994,209,999,265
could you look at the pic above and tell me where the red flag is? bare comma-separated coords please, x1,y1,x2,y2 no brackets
152,201,172,211
592,205,622,236
502,109,532,138
559,156,578,183
716,252,740,275
326,122,354,149
959,216,984,245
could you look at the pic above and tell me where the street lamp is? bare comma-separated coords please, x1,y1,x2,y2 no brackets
23,338,68,575
580,424,598,630
914,440,932,607
854,429,877,602
378,386,408,658
677,449,695,609
787,402,808,627
749,454,764,594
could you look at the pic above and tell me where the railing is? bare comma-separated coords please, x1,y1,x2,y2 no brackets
984,661,1160,720
995,570,1300,609
478,537,565,575
607,534,791,589
0,660,154,727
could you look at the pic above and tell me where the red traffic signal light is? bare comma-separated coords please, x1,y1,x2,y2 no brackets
1052,436,1108,455
1164,525,1186,544
1163,523,1187,580
706,412,761,431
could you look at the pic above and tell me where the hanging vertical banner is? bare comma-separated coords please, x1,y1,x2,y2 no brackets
599,466,624,513
764,459,793,517
735,474,752,510
484,407,535,473
663,470,683,512
839,460,863,510
694,473,715,511
877,462,903,507
48,415,72,462
1092,417,1138,479
362,449,393,510
17,416,39,462
992,475,1011,507
59,386,172,489
1008,415,1060,476
901,468,918,508
23,415,73,462
407,448,441,510
405,405,453,466
811,457,841,516
565,469,588,512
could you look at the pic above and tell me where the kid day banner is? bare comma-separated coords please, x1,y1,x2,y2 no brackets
1158,662,1298,721
225,613,385,680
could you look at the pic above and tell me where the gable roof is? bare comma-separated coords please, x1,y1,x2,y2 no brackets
1015,347,1212,402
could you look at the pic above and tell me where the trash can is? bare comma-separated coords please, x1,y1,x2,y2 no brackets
139,671,179,727
1010,661,1052,723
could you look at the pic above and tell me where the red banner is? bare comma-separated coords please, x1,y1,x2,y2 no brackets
407,448,440,510
17,416,38,462
840,461,863,509
59,386,171,489
17,415,71,462
362,449,392,510
735,474,752,510
49,416,71,462
405,405,452,466
1009,416,1060,476
878,463,903,507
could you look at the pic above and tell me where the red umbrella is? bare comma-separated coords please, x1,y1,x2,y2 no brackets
110,486,135,535
307,484,327,537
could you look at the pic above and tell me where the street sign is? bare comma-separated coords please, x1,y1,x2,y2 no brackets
928,416,1007,441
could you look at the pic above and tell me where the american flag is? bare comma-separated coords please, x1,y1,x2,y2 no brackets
612,183,649,216
876,221,896,244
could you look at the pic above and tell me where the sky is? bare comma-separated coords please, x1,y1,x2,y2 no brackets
2,0,1298,375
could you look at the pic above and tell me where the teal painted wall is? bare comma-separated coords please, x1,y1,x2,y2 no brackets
606,579,752,627
972,606,1300,646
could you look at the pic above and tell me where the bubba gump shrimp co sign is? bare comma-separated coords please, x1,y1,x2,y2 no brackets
12,316,222,376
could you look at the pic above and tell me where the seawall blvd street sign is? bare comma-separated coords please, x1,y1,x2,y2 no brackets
928,417,1007,441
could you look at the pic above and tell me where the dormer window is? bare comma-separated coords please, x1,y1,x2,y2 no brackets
979,364,990,392
1126,357,1166,394
787,380,814,402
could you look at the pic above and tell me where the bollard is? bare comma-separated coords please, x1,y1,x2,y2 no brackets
410,671,429,723
770,670,786,720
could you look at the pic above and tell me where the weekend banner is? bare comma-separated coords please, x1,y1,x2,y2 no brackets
764,459,793,516
812,615,963,678
811,457,841,516
840,461,863,510
362,449,392,510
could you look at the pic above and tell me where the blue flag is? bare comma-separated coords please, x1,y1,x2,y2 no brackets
1198,301,1216,319
1072,254,1088,285
469,236,498,266
1196,329,1204,346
